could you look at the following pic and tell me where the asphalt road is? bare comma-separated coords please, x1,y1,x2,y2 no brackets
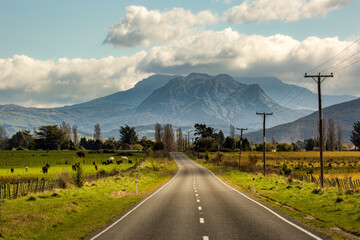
89,152,330,240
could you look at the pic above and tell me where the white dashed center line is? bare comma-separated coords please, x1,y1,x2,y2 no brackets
200,218,205,223
203,236,209,240
198,206,202,211
195,194,198,196
197,199,200,202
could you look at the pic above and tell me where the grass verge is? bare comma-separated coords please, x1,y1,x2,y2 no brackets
0,154,177,240
191,155,360,240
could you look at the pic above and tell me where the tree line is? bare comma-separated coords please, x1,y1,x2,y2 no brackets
0,119,359,151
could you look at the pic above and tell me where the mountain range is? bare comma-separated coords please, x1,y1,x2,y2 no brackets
245,97,360,143
234,77,356,110
0,73,358,143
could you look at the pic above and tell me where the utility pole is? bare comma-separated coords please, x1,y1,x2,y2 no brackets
256,112,273,175
304,72,333,188
236,128,247,170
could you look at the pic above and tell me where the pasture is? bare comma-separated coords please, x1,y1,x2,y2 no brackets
204,151,360,179
0,150,146,182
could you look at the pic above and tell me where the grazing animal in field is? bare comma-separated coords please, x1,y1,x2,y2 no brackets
76,151,85,158
25,166,29,172
121,156,128,161
11,168,14,173
92,162,96,165
45,163,50,169
128,160,133,164
116,160,122,165
101,161,107,165
95,164,98,170
42,166,48,174
107,157,114,164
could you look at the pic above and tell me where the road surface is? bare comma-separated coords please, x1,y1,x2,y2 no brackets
89,152,329,240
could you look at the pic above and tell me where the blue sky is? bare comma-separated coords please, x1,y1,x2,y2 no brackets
1,0,360,107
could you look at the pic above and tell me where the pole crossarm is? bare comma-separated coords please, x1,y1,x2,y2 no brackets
304,72,334,188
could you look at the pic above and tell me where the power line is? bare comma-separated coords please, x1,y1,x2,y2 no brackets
306,37,360,74
332,57,360,72
320,49,360,73
274,37,360,108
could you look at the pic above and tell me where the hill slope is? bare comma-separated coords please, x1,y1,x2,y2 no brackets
133,73,305,128
245,98,360,143
235,77,356,110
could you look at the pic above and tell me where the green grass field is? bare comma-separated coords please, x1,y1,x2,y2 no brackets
0,154,177,240
203,151,360,179
0,150,146,182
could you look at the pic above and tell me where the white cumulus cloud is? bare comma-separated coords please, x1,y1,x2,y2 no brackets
1,30,359,107
0,53,150,107
103,6,218,48
225,0,352,23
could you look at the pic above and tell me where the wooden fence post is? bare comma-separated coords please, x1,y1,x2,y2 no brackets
35,180,39,193
15,181,20,199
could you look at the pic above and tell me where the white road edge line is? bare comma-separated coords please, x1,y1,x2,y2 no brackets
203,166,322,240
90,157,182,240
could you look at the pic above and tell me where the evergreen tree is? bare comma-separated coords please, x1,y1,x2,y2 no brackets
350,121,360,149
120,124,138,144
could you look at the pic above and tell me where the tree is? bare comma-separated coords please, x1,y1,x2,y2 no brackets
120,124,138,144
32,127,38,139
60,121,71,141
304,138,316,151
0,125,8,139
93,123,102,140
327,118,336,151
139,136,153,150
337,124,343,151
154,123,163,142
241,138,251,151
218,130,225,146
9,130,34,149
37,125,65,150
350,121,360,149
176,128,184,150
223,136,235,149
72,125,78,146
229,124,235,139
163,124,175,152
276,143,293,152
271,136,277,145
194,123,214,139
0,125,9,150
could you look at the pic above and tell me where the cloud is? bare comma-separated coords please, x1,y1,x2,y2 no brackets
1,30,359,108
0,53,150,107
103,5,218,48
225,0,352,23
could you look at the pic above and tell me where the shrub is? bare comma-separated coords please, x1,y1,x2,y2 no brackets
311,188,323,195
335,197,344,203
205,151,209,161
210,152,226,165
281,163,292,176
27,196,36,201
73,160,84,188
56,170,72,189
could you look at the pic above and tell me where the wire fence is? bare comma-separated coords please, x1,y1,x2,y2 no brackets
0,157,147,200
276,171,360,190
